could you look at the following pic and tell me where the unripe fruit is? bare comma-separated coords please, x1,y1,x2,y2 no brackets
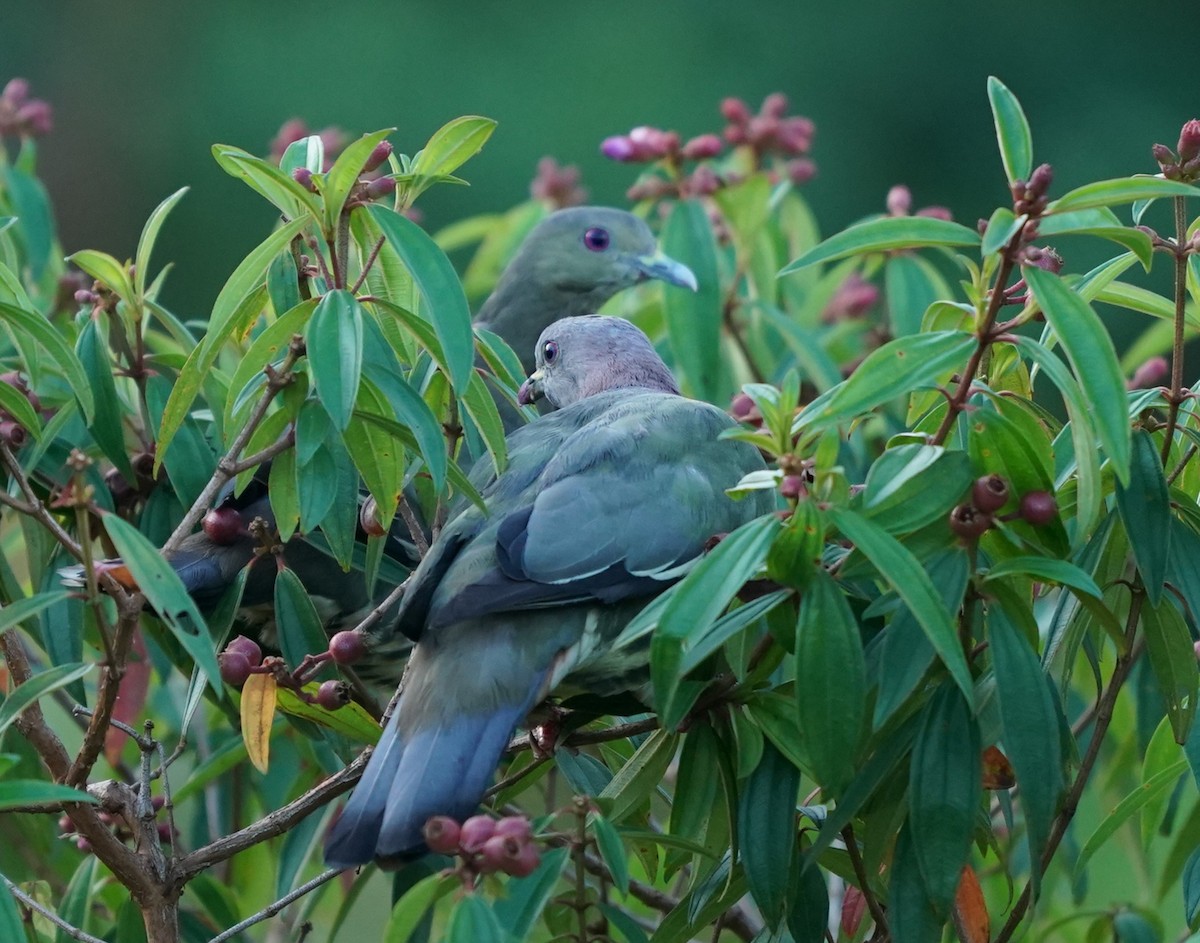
506,841,541,877
479,834,522,873
949,504,992,539
458,814,496,853
226,635,263,668
359,496,386,537
493,816,532,843
423,816,462,855
202,507,243,545
218,650,252,687
315,680,351,710
328,630,367,666
1019,490,1057,526
971,474,1009,513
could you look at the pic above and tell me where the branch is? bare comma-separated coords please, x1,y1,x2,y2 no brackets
162,337,303,555
207,867,342,943
3,876,109,943
1160,194,1191,466
0,441,83,560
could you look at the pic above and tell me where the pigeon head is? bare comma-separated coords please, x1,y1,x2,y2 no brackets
517,315,680,409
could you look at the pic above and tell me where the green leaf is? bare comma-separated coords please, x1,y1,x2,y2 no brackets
353,410,482,510
650,516,779,727
1115,429,1171,604
861,444,974,535
76,316,136,482
670,721,722,848
344,384,404,527
909,682,981,914
224,299,316,428
56,855,97,943
275,684,381,744
0,301,94,422
988,600,1063,891
1184,848,1200,926
158,216,308,463
0,591,69,634
795,571,865,791
884,252,945,337
738,740,799,927
366,205,474,392
134,187,189,301
296,441,339,533
1038,209,1155,270
322,129,394,232
591,814,630,896
1049,176,1199,213
830,507,973,706
273,567,336,681
492,848,570,939
101,514,223,696
888,824,943,943
779,216,981,274
0,871,27,942
986,76,1034,184
1142,597,1199,744
1074,757,1188,881
409,116,497,198
1095,280,1195,325
0,781,98,814
212,145,321,220
599,729,678,824
787,850,830,943
0,378,41,438
980,207,1024,256
661,199,724,402
1025,266,1131,485
68,248,136,305
461,367,508,473
800,331,975,432
446,893,505,943
268,447,300,541
2,164,54,277
0,662,92,739
306,289,364,430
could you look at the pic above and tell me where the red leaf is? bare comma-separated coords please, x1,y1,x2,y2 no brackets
105,629,151,765
952,865,989,943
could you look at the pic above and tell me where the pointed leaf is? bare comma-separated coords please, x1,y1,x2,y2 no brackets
273,567,336,681
1049,176,1199,213
1142,597,1199,743
76,316,135,481
780,216,980,274
591,814,630,896
322,129,394,231
68,248,135,305
888,824,943,943
738,740,799,927
1115,428,1171,605
134,186,189,300
0,591,69,634
307,289,364,430
0,301,94,422
0,662,92,739
986,76,1033,184
240,671,277,774
410,116,496,186
661,199,724,402
212,146,321,219
1025,266,1131,484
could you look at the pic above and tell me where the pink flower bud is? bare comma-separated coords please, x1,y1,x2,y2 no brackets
720,97,750,123
822,272,878,323
1027,163,1054,198
914,206,953,221
1152,143,1176,167
761,92,789,119
363,140,393,174
778,116,814,154
3,78,30,105
1020,245,1063,274
16,100,53,136
780,475,805,500
74,289,98,305
785,158,816,186
365,176,396,199
423,816,462,855
1177,119,1200,163
681,133,723,160
291,167,317,192
887,185,913,216
687,164,721,196
1128,356,1169,390
600,135,637,162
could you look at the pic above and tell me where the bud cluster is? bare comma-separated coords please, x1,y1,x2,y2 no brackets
885,184,952,222
0,78,52,140
1153,119,1200,182
529,156,589,209
269,118,347,170
0,371,40,448
949,475,1057,540
59,795,172,853
423,814,541,879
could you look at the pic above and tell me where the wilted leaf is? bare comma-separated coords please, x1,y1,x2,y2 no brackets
240,672,277,774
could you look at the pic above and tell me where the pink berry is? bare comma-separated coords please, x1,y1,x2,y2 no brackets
218,650,252,687
479,834,521,873
458,814,496,853
328,630,367,666
949,505,992,540
423,816,462,855
506,841,541,877
780,475,805,500
493,816,532,843
225,635,263,668
202,507,243,546
1019,491,1057,526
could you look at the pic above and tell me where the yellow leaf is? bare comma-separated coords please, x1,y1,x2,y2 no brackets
240,673,277,773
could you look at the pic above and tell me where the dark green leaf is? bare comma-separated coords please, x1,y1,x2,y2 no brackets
780,216,981,274
56,855,97,943
830,508,973,706
670,721,721,846
738,740,799,927
76,316,135,481
885,252,943,337
795,571,865,791
592,814,630,896
861,444,974,534
980,206,1024,256
661,200,725,402
145,374,215,509
0,301,94,422
1025,266,1131,484
1184,847,1200,925
492,848,569,940
909,682,981,914
273,567,336,681
786,850,830,943
307,289,364,430
446,893,504,943
599,729,678,824
0,590,69,634
988,600,1063,891
102,514,223,696
461,367,507,473
224,300,315,428
0,870,26,942
0,662,92,739
296,442,338,534
366,205,474,392
0,780,98,811
1115,429,1171,605
888,824,943,943
1142,598,1198,744
986,76,1034,184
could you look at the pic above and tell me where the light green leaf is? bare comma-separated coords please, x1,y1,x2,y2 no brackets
134,187,189,301
306,289,364,430
0,591,69,635
212,146,321,219
0,301,94,422
780,216,981,274
661,199,724,402
0,662,93,739
409,116,497,199
67,248,135,305
1038,209,1154,270
1049,176,1199,213
987,76,1033,184
323,129,395,233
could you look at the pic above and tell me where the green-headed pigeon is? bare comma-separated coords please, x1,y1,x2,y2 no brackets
324,316,772,868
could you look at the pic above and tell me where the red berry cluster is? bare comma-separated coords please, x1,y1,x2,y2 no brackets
423,814,541,879
59,796,173,852
529,156,589,209
0,78,52,140
1153,119,1200,182
949,475,1057,540
218,630,366,710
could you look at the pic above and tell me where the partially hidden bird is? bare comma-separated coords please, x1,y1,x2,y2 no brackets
323,315,773,868
62,207,697,666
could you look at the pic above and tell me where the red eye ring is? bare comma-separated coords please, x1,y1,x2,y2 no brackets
583,227,610,251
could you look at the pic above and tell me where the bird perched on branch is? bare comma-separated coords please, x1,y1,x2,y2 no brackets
64,208,697,680
324,316,772,868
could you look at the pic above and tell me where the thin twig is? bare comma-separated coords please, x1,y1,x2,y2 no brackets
842,824,888,936
396,495,430,558
3,876,109,943
207,867,342,943
0,441,83,560
350,237,386,295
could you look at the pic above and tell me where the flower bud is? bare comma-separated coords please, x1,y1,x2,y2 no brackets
822,273,878,323
886,185,913,217
681,133,723,160
423,816,461,855
1152,143,1176,167
16,100,52,136
359,495,387,537
291,167,317,192
1027,163,1054,198
363,140,393,173
914,205,952,221
1018,490,1057,526
315,679,351,710
74,289,98,305
729,393,762,425
365,176,396,199
785,158,817,186
687,164,721,196
1020,245,1063,274
720,97,751,123
2,78,29,105
600,135,636,162
1128,355,1168,390
761,92,789,119
328,630,367,665
1177,119,1200,163
971,474,1009,513
780,475,805,500
458,814,496,853
226,635,263,668
218,650,252,687
778,116,815,154
203,506,244,546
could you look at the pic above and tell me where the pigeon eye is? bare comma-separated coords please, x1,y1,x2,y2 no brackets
582,227,610,252
542,341,558,363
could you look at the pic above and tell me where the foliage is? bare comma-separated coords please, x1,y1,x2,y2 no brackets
1,75,1200,943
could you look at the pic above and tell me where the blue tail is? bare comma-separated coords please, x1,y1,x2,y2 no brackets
324,695,532,869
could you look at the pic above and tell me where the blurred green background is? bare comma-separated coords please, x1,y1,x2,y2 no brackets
2,0,1196,319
